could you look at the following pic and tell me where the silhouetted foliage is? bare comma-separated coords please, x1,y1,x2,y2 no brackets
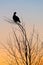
1,17,43,65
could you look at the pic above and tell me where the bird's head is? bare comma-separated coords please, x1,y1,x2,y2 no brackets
14,12,16,15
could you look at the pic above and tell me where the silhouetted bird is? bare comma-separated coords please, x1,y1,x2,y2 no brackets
13,12,21,23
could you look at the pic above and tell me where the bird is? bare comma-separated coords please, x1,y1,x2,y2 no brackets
12,12,21,23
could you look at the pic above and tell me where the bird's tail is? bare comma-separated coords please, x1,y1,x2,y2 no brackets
19,20,21,23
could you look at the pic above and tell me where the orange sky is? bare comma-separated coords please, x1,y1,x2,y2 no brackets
0,0,43,65
0,22,43,65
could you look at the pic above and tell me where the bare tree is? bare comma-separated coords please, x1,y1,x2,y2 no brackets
1,18,43,65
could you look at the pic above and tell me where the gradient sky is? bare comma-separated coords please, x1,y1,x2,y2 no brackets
0,0,43,40
0,0,43,65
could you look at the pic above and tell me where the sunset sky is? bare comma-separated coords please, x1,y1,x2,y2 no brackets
0,0,43,41
0,0,43,65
